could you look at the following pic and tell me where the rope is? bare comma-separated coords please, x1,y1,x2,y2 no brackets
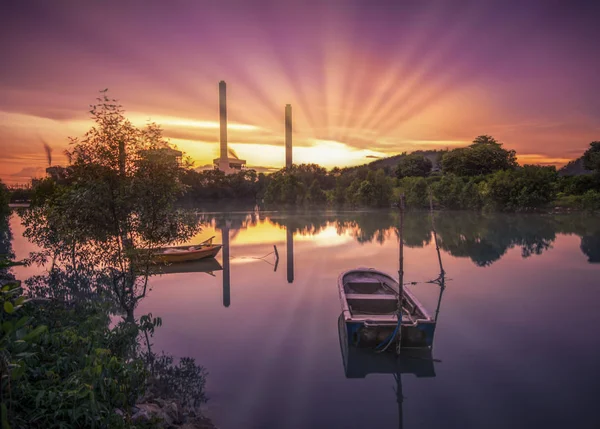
229,251,277,267
375,315,402,353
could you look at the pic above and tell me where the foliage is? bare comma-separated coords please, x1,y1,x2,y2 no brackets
0,181,8,216
582,141,600,171
307,180,327,205
344,169,393,207
557,173,600,195
483,165,557,212
22,92,200,321
441,135,518,176
395,153,432,178
180,169,265,201
399,177,429,209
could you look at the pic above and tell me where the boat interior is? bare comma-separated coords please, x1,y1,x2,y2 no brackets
343,273,424,318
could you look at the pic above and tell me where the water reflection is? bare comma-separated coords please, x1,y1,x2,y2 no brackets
222,223,231,307
286,228,294,283
189,211,600,269
338,314,436,429
6,209,600,429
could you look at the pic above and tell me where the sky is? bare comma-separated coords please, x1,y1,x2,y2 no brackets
1,0,599,184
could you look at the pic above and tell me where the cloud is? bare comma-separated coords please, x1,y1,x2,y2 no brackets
10,166,45,177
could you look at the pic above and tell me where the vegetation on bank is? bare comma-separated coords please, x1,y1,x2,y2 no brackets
14,128,600,212
1,94,211,428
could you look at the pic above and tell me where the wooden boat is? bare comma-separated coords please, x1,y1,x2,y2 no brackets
151,236,222,264
338,268,436,349
337,314,435,378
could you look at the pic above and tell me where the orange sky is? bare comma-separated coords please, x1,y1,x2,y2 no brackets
1,1,599,184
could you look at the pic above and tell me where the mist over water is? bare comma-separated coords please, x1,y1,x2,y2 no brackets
7,210,600,429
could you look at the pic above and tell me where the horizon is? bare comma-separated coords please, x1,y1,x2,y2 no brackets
2,0,600,184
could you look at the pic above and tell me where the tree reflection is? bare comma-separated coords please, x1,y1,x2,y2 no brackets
195,210,600,267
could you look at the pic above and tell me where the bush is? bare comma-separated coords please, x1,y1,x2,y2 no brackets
581,190,600,212
400,177,429,209
484,165,557,212
0,180,9,215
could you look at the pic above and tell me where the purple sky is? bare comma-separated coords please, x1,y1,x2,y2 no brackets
1,0,599,182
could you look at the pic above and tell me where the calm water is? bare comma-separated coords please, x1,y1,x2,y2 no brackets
6,210,600,429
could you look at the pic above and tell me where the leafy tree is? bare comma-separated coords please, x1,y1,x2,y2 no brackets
371,169,393,207
582,141,600,171
442,135,518,176
395,154,433,178
332,177,346,205
357,181,376,206
345,178,362,207
0,180,8,216
431,174,464,209
400,177,429,209
484,165,557,212
472,135,500,145
22,92,200,321
307,179,327,204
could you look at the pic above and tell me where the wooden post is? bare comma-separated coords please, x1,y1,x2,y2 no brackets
396,195,405,355
273,245,279,272
428,192,445,282
429,191,446,327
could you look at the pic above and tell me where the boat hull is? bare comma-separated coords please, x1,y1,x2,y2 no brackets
151,244,222,264
338,268,436,350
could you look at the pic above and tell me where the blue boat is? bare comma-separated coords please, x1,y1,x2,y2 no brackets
338,268,436,350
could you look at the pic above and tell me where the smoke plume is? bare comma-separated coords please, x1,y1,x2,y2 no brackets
42,140,53,166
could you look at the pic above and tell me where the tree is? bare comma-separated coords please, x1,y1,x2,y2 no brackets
442,135,518,176
472,135,500,145
484,165,557,211
356,181,376,206
0,179,9,216
22,92,200,321
583,141,600,171
401,177,429,208
307,179,327,205
333,177,346,205
396,154,433,178
372,169,393,207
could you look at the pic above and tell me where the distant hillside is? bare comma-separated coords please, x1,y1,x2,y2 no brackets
343,149,445,174
558,157,593,177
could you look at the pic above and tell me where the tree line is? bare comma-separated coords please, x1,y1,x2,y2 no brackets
173,135,600,212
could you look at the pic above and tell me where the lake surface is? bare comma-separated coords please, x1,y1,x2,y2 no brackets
6,210,600,429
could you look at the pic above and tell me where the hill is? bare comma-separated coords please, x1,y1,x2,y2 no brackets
342,149,445,175
558,157,593,177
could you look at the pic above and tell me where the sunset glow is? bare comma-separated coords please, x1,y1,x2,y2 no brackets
1,0,599,184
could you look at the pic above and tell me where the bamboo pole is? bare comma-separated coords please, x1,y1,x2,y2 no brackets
396,195,405,355
428,192,445,282
429,191,446,325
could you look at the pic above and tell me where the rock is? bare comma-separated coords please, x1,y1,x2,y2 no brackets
133,403,172,425
165,401,183,424
179,416,219,429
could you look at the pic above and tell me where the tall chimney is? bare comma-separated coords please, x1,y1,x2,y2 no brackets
219,81,227,164
285,104,292,168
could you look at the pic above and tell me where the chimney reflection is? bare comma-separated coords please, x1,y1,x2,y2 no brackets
222,222,231,307
286,228,294,283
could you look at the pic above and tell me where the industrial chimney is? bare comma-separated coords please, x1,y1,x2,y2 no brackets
219,81,228,170
285,104,292,168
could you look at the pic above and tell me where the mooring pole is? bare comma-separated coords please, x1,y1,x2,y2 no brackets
428,192,445,283
396,195,405,355
429,191,446,326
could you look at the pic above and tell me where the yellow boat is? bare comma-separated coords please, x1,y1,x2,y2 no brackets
151,236,222,264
